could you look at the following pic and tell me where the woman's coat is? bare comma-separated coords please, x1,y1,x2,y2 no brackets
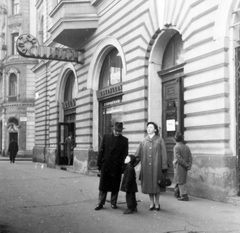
135,135,168,194
173,142,192,185
97,133,128,192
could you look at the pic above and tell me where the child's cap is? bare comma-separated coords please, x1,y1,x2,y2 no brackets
128,154,136,165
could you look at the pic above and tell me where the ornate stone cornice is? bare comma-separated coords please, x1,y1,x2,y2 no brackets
3,102,34,108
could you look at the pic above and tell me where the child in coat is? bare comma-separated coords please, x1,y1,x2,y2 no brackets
121,154,138,214
173,132,192,201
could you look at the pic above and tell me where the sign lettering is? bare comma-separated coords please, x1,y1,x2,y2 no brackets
16,34,84,64
97,84,122,99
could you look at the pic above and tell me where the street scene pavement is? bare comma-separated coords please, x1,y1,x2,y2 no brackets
0,160,239,233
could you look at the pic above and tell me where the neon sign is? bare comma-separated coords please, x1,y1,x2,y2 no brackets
16,34,84,64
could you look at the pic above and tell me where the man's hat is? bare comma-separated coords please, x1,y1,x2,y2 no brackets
174,132,183,142
112,122,124,130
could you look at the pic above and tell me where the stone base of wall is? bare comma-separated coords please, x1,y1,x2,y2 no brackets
46,147,57,168
188,155,238,202
33,146,46,163
33,146,98,173
73,148,98,174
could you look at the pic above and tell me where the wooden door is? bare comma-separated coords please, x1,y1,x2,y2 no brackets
161,70,184,179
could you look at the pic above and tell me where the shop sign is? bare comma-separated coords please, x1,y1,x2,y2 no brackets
97,84,122,99
20,117,27,122
104,98,121,106
16,34,84,64
166,119,175,131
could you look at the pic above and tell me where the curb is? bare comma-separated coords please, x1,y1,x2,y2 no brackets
0,156,32,162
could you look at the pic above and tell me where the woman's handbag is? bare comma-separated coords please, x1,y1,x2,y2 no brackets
158,173,172,188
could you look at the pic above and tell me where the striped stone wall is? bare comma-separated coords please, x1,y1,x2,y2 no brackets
32,0,239,200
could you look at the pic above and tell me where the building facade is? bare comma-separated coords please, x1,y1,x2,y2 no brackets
0,0,36,157
30,0,240,203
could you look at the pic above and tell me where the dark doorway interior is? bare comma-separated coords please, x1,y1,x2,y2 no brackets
57,122,75,165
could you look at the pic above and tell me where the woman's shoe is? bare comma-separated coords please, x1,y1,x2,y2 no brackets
155,205,160,211
149,204,155,211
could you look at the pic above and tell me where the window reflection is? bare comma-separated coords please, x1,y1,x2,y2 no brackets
100,49,122,89
162,33,183,69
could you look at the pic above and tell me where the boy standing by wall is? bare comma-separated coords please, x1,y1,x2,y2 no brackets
121,154,138,214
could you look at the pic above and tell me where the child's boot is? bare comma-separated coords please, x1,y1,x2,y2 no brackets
174,184,180,198
178,194,189,201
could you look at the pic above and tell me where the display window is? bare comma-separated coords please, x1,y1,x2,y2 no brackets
98,48,123,142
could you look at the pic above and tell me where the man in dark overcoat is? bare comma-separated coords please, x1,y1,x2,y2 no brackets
95,122,128,210
8,138,19,163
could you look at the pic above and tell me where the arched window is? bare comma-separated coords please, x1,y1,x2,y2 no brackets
8,117,19,126
99,49,122,89
98,48,123,137
9,73,17,101
64,71,76,101
162,33,184,69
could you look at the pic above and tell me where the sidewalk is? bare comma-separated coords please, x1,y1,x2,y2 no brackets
0,155,32,162
0,161,239,233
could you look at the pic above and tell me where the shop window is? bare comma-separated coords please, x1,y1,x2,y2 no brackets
98,48,123,141
12,33,19,55
99,97,123,137
162,33,184,69
9,73,17,102
62,71,77,110
99,49,122,89
12,0,19,15
64,72,76,101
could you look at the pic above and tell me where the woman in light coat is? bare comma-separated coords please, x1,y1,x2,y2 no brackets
173,132,192,201
135,122,168,211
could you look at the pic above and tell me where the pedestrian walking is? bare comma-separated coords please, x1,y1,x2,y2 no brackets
95,122,128,211
120,154,138,214
173,132,192,201
135,122,168,211
65,132,74,165
8,138,19,163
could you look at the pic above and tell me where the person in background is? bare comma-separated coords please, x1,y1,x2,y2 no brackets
95,122,128,211
121,154,138,214
173,132,192,201
65,132,74,165
8,138,19,163
135,122,168,211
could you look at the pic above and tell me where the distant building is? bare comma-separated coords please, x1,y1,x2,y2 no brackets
21,0,240,203
0,0,37,157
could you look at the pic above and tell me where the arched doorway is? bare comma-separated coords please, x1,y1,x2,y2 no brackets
157,32,185,179
7,117,19,151
57,70,76,166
